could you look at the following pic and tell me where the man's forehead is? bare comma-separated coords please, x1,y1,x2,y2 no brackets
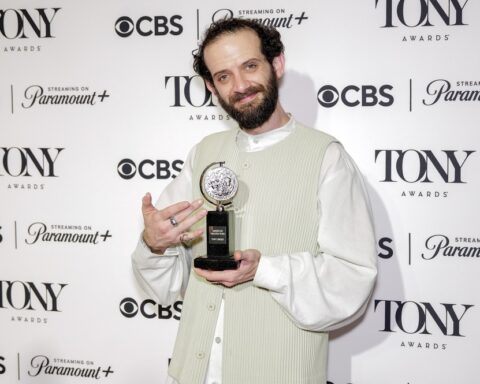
204,29,263,70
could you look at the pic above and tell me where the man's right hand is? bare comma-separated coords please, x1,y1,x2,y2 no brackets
141,192,207,254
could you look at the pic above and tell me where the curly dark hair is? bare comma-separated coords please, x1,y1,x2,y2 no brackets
193,18,284,84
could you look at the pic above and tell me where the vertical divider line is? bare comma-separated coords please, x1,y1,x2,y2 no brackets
196,10,200,41
408,233,412,266
409,79,412,112
11,84,14,114
15,221,18,250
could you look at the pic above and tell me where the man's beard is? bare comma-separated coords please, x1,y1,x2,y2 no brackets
216,68,278,130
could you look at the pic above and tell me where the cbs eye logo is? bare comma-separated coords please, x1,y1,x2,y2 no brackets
119,297,138,318
117,159,136,180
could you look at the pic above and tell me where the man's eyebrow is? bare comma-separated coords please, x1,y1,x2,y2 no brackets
212,58,262,78
212,69,229,78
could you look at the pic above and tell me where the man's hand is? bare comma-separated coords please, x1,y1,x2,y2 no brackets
194,249,261,287
142,192,207,254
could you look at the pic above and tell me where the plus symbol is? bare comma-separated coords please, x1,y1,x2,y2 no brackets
102,366,114,377
98,90,110,102
100,230,112,242
295,12,308,25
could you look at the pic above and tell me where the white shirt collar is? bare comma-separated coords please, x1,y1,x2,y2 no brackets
235,115,295,153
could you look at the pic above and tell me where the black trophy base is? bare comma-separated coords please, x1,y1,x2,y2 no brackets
194,256,240,271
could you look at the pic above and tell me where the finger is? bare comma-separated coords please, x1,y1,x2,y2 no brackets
175,209,208,233
174,199,204,223
194,267,244,288
233,250,243,261
159,201,192,220
202,267,240,281
141,193,157,215
178,228,204,243
195,268,233,282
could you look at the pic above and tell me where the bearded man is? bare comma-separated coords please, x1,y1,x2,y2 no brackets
132,17,377,384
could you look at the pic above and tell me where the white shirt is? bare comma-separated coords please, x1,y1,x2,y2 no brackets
132,117,377,384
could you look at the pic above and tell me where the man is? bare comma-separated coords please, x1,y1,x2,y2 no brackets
132,18,377,384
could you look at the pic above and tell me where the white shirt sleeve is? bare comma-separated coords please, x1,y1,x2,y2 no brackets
131,145,197,305
253,142,378,332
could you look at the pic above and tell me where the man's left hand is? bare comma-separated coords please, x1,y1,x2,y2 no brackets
194,249,261,287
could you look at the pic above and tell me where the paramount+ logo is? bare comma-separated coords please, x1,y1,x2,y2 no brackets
119,297,182,320
317,84,394,108
117,158,183,180
114,15,182,37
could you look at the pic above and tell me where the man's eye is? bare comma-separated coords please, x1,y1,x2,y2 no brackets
246,63,257,70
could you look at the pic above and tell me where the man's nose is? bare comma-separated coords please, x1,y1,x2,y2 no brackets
232,73,250,93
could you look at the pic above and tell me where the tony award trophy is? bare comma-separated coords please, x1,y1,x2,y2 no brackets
193,162,239,270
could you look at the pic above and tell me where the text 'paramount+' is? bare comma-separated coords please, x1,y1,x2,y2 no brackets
24,222,112,245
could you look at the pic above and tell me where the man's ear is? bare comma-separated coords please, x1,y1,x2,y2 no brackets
206,80,217,95
272,53,285,80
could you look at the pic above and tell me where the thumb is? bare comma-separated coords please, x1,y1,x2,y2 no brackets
141,192,156,215
233,250,243,261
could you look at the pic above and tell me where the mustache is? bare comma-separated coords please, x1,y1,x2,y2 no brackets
229,85,265,103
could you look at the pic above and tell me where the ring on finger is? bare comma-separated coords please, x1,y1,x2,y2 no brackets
180,232,190,244
169,216,178,227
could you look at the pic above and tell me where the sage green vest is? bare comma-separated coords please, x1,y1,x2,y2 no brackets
169,123,335,384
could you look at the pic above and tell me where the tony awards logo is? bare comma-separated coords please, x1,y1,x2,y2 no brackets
194,162,239,270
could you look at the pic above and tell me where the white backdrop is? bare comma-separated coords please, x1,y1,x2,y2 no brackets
1,1,479,383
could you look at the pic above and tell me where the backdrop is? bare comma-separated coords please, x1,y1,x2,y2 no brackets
1,1,479,383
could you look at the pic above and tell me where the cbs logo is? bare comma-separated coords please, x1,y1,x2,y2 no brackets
119,297,182,320
317,84,394,107
117,159,183,180
115,15,183,37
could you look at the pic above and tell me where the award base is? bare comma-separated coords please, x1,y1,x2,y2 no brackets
194,256,240,271
195,209,238,271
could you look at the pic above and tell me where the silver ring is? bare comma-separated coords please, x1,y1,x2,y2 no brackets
179,233,190,245
169,216,178,227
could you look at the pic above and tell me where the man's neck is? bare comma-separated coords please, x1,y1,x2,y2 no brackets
241,102,290,136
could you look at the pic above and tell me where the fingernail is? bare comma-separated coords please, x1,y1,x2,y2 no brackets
196,199,203,205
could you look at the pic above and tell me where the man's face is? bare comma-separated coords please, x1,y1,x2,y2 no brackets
204,29,280,130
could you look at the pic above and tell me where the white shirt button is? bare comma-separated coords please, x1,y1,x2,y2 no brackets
215,337,221,344
196,351,205,359
207,303,216,311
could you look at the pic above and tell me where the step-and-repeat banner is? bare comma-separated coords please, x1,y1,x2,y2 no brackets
1,1,479,383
